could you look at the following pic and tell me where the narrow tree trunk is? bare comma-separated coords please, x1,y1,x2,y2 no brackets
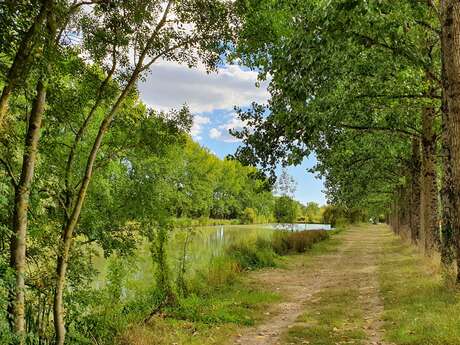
410,137,421,244
10,80,46,342
0,2,48,126
53,71,139,345
63,60,116,204
420,106,439,254
52,4,173,341
442,1,460,281
392,195,400,235
440,29,455,270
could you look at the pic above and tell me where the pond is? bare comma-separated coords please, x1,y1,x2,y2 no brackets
92,223,331,294
265,223,332,231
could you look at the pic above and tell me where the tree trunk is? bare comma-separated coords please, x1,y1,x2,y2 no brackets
52,4,173,341
410,137,421,244
392,195,400,235
420,106,439,254
0,2,48,126
10,80,46,342
53,71,139,345
442,1,460,281
440,27,455,270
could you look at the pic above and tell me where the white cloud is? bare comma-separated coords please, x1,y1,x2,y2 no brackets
139,60,269,113
208,113,248,143
209,128,222,139
190,115,210,138
219,115,246,131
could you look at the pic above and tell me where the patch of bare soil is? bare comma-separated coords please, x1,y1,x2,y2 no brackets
232,225,394,345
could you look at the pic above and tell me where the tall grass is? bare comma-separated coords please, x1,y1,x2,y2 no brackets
226,238,277,270
271,230,329,255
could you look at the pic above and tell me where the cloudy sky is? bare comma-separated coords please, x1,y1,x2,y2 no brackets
139,60,327,205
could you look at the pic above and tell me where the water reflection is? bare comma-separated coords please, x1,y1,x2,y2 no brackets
266,223,332,231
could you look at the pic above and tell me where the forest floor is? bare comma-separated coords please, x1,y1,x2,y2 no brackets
129,224,460,345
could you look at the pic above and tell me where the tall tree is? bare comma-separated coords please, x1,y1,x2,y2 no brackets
232,0,443,246
50,1,236,343
7,0,58,339
440,1,460,280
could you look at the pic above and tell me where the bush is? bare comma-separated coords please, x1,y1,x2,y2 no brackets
271,230,329,255
240,208,257,224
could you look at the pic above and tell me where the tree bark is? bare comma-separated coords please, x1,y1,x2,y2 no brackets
442,1,460,281
440,25,455,270
410,137,421,244
0,1,48,126
420,105,439,254
10,80,46,342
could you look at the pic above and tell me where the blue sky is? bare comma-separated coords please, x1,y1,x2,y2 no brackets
138,60,327,205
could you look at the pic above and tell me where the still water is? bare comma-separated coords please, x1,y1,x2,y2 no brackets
266,223,332,231
94,223,331,292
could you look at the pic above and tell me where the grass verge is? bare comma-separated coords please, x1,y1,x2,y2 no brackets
379,236,460,345
119,282,279,345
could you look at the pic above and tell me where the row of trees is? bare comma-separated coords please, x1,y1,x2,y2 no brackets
0,0,275,343
232,1,460,277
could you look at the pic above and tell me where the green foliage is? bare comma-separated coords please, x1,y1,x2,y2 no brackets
147,222,176,308
192,256,241,291
300,202,322,223
274,196,298,223
0,258,14,344
232,0,439,218
322,205,367,227
240,207,257,224
322,205,347,227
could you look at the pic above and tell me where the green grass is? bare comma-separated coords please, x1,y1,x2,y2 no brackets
379,237,460,345
167,284,280,325
283,286,366,345
116,228,336,345
108,226,334,344
118,282,280,345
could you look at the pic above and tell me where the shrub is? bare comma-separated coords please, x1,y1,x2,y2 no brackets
240,207,257,224
177,217,241,227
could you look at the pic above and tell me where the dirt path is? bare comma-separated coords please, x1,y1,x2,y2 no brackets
233,224,393,345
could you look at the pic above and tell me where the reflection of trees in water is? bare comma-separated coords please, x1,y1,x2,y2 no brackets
271,223,332,231
207,226,226,256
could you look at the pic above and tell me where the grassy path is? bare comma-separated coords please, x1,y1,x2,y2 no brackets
128,225,460,344
234,224,393,345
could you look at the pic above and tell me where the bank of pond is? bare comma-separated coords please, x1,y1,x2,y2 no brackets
94,224,332,291
76,224,333,344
